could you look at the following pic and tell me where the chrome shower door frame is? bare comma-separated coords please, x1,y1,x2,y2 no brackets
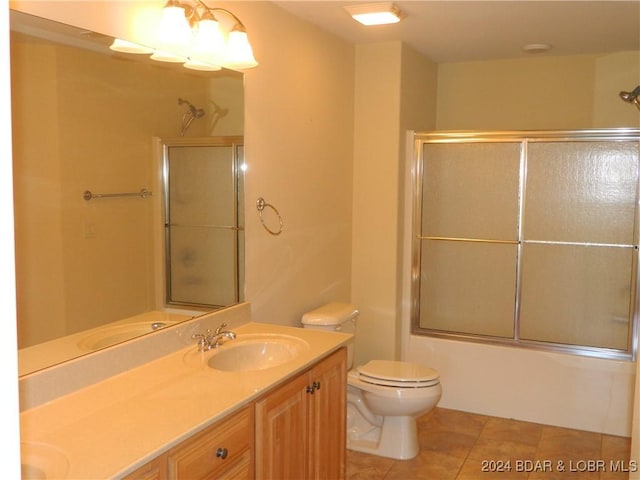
411,129,640,361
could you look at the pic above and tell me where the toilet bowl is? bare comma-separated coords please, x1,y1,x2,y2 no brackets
301,303,442,460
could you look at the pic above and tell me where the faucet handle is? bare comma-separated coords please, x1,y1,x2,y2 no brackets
214,323,228,335
192,329,212,340
192,329,213,351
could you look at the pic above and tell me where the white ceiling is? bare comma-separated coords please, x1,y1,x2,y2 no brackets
272,1,640,63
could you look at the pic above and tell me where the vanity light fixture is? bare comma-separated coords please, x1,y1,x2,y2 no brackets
345,2,404,26
109,38,154,54
109,0,258,70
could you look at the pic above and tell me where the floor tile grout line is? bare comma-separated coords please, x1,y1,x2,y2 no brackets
454,414,488,480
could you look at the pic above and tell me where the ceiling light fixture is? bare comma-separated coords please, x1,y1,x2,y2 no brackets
345,2,403,26
110,0,258,71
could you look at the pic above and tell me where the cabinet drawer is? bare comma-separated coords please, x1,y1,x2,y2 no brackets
167,406,253,479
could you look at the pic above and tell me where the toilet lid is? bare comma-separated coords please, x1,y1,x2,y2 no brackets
356,360,439,388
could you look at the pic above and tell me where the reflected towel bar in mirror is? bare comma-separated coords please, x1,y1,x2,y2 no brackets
83,188,153,201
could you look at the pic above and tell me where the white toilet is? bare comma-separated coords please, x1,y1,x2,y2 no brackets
301,302,442,460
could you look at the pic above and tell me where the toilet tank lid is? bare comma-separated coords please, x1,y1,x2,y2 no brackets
301,302,359,325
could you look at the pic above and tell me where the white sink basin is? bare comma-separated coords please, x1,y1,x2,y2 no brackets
184,334,309,372
21,442,69,479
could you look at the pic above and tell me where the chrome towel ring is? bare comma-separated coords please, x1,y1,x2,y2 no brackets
256,197,283,236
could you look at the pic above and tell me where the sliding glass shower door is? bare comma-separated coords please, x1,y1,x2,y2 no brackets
413,130,640,360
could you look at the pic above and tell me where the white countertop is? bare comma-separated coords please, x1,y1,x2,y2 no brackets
19,322,352,479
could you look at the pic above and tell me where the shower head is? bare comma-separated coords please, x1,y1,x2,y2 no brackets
619,86,640,110
191,106,205,118
178,98,206,118
178,98,206,135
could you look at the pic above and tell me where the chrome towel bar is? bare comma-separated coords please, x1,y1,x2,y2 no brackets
83,188,152,201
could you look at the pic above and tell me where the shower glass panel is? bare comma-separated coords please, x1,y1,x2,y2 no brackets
419,142,520,338
168,226,237,306
421,143,521,240
524,142,638,245
164,138,243,308
519,243,633,350
518,140,639,351
420,240,517,338
413,130,640,360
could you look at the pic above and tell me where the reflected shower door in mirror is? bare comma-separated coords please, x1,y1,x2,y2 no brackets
10,10,245,376
162,138,245,309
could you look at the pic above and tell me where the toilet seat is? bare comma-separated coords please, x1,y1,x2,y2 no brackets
355,360,440,388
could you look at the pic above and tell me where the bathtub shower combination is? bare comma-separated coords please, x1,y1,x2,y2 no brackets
411,129,640,362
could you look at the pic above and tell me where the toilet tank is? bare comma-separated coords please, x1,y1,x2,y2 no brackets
301,302,358,368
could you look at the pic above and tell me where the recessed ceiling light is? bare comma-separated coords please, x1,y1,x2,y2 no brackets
522,43,552,54
345,3,404,26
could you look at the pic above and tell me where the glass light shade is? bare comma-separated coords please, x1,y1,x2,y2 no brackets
109,38,154,54
156,3,192,55
150,49,187,63
184,59,222,71
225,29,258,69
190,17,226,66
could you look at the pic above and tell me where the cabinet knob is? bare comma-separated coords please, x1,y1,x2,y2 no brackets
216,447,229,459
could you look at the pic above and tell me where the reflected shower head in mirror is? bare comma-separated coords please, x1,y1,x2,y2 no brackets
178,97,206,135
619,86,640,110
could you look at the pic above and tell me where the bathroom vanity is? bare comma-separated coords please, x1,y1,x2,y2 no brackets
19,321,351,479
123,348,346,480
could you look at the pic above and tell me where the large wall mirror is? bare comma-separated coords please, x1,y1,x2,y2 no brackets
10,10,245,376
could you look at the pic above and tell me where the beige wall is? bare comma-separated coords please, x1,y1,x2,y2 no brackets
352,42,402,365
237,2,355,325
436,52,640,130
11,36,66,345
352,41,436,365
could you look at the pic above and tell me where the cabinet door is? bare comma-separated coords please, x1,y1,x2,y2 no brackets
255,372,309,480
167,405,253,480
308,348,347,480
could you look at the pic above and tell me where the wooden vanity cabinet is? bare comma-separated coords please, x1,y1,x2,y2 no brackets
122,348,346,480
255,348,347,480
307,348,347,479
166,405,254,479
122,406,253,480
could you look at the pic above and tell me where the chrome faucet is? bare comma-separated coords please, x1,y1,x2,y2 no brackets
192,323,236,352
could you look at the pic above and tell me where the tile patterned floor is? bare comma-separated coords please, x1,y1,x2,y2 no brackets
346,408,633,480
